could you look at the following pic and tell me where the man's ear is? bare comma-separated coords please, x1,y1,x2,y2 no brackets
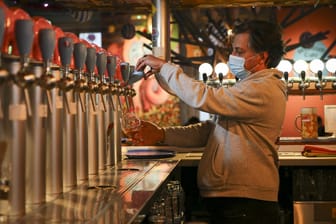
259,51,269,65
260,51,268,60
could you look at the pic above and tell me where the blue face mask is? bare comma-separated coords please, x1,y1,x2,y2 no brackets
228,55,251,80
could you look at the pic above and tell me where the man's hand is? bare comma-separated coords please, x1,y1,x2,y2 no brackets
132,120,165,146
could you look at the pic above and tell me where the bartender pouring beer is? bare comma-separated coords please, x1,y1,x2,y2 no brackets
135,19,286,224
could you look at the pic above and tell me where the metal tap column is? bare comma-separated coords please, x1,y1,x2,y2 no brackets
73,42,88,183
96,51,107,172
106,55,117,167
26,27,57,206
86,47,98,177
45,31,63,201
58,37,77,192
9,18,35,217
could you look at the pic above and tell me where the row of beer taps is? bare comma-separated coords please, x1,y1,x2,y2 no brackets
0,2,143,219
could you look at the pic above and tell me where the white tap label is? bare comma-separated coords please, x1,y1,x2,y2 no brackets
9,104,27,121
70,102,77,115
39,104,48,117
55,95,63,109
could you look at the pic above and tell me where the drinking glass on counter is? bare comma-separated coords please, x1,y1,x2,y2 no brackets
121,110,143,145
295,107,318,139
148,180,185,224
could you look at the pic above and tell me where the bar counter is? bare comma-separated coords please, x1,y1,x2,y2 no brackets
9,159,179,224
123,143,336,167
9,143,336,224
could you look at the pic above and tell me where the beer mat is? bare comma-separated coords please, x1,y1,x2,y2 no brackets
301,145,336,157
125,149,176,159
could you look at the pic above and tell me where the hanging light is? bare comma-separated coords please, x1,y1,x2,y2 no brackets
277,59,292,74
309,59,324,74
293,59,308,75
199,63,213,82
326,58,336,74
214,62,229,77
214,62,229,85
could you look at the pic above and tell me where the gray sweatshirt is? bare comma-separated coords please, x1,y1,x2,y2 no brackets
158,63,287,202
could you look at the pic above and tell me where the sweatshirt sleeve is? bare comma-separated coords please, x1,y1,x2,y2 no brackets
163,120,214,147
158,63,284,122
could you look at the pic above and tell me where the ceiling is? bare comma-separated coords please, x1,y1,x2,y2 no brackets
8,0,336,12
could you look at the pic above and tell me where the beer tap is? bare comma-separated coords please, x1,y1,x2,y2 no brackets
96,51,108,172
58,36,77,191
120,62,130,111
310,59,325,100
125,65,138,112
96,51,108,112
315,71,325,100
73,42,88,112
293,59,308,100
214,62,229,87
276,59,293,100
12,19,34,116
199,62,213,84
36,28,56,112
326,58,336,89
299,71,307,100
112,80,123,111
106,55,117,111
73,42,88,183
86,47,98,112
57,37,74,114
86,46,99,177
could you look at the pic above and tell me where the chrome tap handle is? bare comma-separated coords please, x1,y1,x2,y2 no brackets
39,29,55,66
74,43,87,73
218,73,223,86
96,52,107,112
283,71,289,99
86,47,97,75
58,37,73,70
58,37,74,113
120,62,130,111
106,55,117,111
38,28,57,112
202,73,208,83
283,71,289,83
107,55,117,81
15,19,34,59
316,71,324,100
86,47,97,111
300,71,306,100
74,42,87,112
96,52,107,81
14,19,34,116
120,62,130,84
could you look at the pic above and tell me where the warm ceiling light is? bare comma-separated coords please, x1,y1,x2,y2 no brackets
277,59,292,73
293,59,308,74
309,59,324,74
198,63,213,76
214,62,229,77
326,58,336,73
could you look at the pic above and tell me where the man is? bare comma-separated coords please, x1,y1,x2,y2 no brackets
135,19,286,224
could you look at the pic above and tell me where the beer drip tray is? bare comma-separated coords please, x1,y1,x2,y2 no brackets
117,168,140,171
125,149,176,159
87,185,117,190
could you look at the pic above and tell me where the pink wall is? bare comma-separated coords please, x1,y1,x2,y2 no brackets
281,95,336,137
278,7,336,137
